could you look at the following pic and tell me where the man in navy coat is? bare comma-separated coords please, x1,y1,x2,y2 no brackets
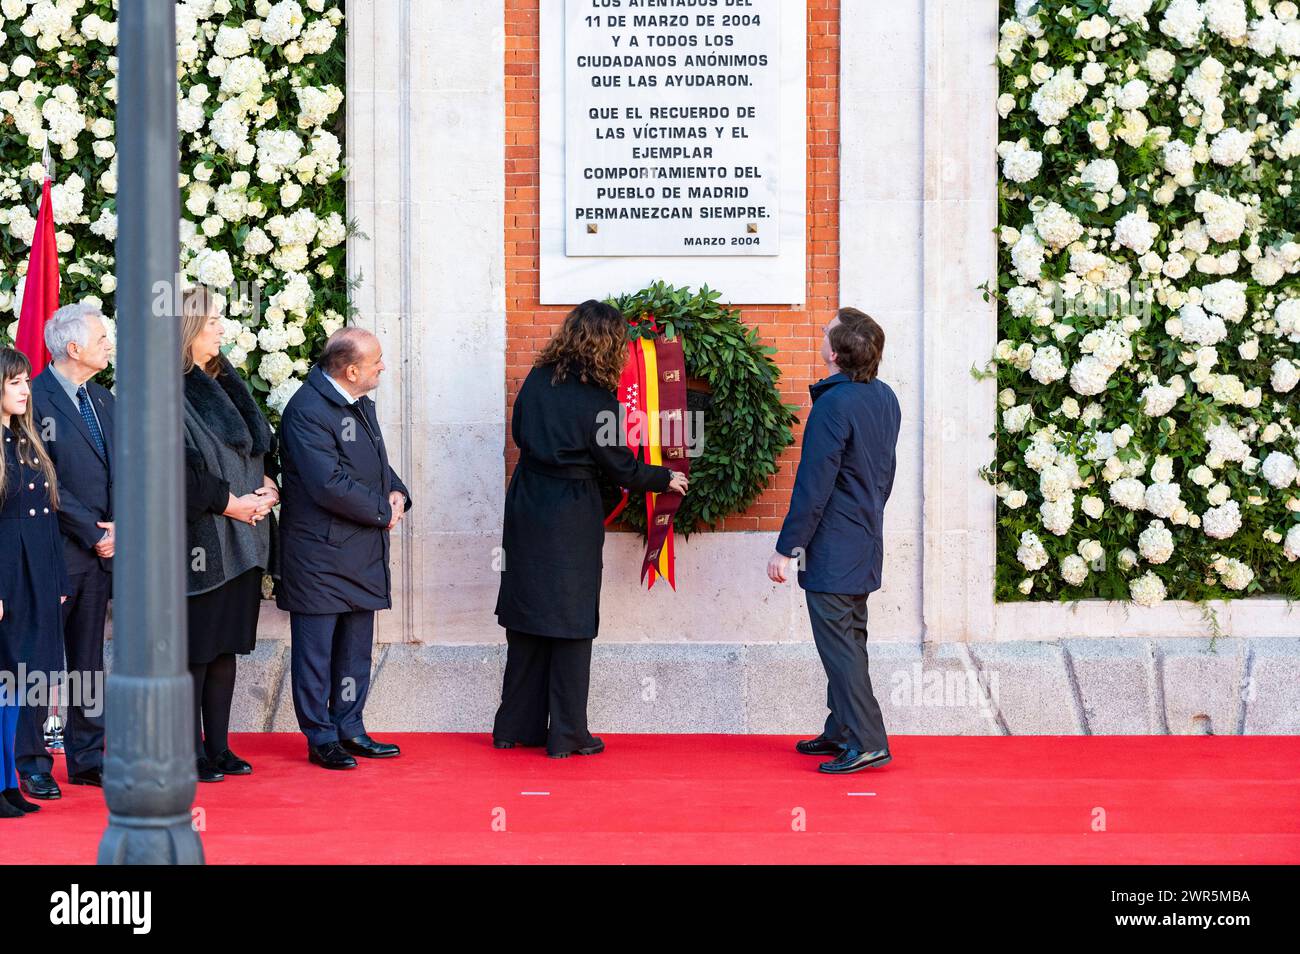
768,308,900,774
277,327,411,770
21,302,116,798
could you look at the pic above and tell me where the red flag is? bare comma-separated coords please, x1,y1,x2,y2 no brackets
15,175,60,375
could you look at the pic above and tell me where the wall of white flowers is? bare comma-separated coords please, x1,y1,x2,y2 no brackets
991,0,1300,606
0,0,347,417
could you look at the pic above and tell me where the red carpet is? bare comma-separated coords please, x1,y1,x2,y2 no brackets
1,734,1296,864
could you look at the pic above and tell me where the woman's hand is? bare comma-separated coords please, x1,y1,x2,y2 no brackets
668,471,690,495
256,475,280,508
224,492,272,525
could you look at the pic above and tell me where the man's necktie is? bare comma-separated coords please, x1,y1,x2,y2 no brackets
77,385,106,458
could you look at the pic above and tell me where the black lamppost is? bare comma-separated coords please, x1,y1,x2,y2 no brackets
99,0,204,865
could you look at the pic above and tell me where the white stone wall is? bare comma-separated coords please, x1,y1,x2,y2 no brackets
259,0,1299,654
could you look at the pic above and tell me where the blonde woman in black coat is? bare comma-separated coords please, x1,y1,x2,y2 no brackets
493,300,689,758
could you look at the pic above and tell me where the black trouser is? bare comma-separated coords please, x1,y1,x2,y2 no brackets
805,591,889,753
17,564,109,778
190,653,237,760
493,629,595,755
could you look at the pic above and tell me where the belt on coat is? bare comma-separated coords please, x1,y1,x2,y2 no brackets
518,455,598,480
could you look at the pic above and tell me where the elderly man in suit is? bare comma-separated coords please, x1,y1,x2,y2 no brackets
277,327,412,770
767,308,901,775
20,301,116,798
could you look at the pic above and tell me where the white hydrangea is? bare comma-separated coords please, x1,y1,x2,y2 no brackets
257,350,295,388
1209,127,1252,166
190,248,235,289
1204,0,1248,41
1060,554,1089,586
1011,230,1046,281
1139,520,1175,564
267,377,304,415
1205,421,1250,463
1110,477,1147,510
1130,571,1167,606
1080,158,1119,194
1115,207,1159,254
1202,499,1242,539
1040,493,1076,536
1160,0,1206,46
214,24,251,58
1002,404,1033,433
1261,451,1298,489
1030,66,1088,126
1109,0,1154,24
262,1,306,46
1017,530,1049,571
1285,525,1300,562
1002,142,1043,183
1175,303,1227,346
1200,279,1247,323
1145,482,1183,518
1145,48,1177,83
1029,345,1066,385
1212,555,1254,590
1195,190,1247,243
1141,379,1180,416
1116,79,1150,110
1271,359,1300,394
1032,201,1084,250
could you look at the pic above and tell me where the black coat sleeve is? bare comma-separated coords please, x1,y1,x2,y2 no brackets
185,452,230,524
587,393,673,494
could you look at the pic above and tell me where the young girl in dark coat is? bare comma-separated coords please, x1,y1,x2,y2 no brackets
0,347,69,818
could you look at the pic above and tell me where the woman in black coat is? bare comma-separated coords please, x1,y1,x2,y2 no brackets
0,347,69,818
180,286,278,783
493,300,689,758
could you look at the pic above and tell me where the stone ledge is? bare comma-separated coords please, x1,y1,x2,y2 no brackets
210,636,1300,736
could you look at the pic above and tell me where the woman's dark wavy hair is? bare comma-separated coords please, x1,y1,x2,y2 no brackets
830,307,885,382
535,299,628,392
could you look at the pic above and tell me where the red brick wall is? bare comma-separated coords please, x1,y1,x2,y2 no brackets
504,0,840,532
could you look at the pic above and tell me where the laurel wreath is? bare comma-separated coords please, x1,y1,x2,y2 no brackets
601,281,798,536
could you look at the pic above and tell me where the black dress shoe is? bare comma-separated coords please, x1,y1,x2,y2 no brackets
20,773,61,800
818,747,892,774
3,788,39,813
548,736,605,759
211,750,252,775
340,734,400,758
68,766,104,788
308,742,358,770
493,738,544,749
795,735,845,756
196,757,225,783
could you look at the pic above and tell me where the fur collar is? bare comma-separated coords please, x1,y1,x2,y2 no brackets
184,355,272,456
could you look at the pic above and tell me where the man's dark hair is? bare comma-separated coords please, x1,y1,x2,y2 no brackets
319,327,371,376
830,307,885,382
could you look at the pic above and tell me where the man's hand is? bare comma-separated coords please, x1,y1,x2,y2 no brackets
767,550,792,584
94,521,115,558
668,471,690,495
0,599,4,622
387,491,407,530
